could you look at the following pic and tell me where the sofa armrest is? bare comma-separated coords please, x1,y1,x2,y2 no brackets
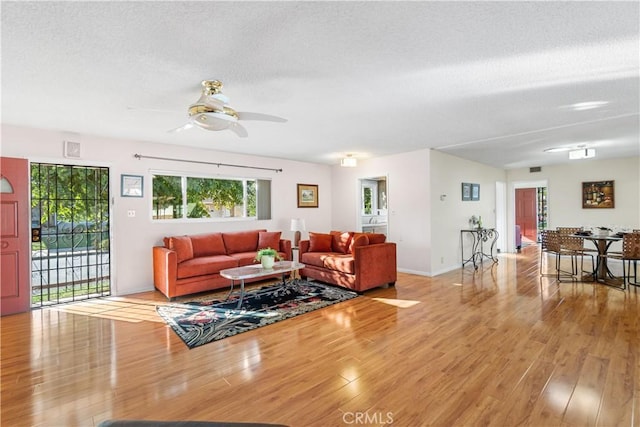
299,240,310,255
153,246,177,299
279,239,292,261
354,242,397,287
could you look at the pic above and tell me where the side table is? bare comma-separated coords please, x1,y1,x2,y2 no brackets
460,228,499,270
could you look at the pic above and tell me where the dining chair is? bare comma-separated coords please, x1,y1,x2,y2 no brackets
556,227,582,235
545,231,580,282
539,229,556,276
557,233,595,281
607,233,640,287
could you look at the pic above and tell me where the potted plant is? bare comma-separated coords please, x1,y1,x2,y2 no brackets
255,247,282,269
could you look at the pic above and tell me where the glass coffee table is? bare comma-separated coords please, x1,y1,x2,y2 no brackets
220,261,305,309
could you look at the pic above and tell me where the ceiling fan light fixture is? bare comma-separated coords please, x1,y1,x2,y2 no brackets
569,148,596,160
341,154,357,167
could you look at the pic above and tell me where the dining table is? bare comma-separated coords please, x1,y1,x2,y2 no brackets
572,232,623,282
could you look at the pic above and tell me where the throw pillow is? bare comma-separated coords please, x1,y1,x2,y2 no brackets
308,232,333,252
168,236,193,263
367,233,387,244
350,234,369,254
330,231,353,254
191,233,226,257
258,231,281,250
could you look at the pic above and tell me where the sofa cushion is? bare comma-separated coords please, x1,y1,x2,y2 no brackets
222,230,262,254
330,231,353,254
301,251,331,268
257,231,281,251
176,255,238,279
168,236,193,263
367,233,387,244
228,252,261,267
309,232,333,252
191,233,226,257
324,254,355,275
350,233,370,254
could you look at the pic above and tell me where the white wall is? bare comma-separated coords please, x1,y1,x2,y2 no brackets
429,151,507,275
331,149,431,275
1,125,332,295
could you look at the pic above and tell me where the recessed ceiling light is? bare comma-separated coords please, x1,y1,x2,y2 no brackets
544,147,572,153
566,101,609,111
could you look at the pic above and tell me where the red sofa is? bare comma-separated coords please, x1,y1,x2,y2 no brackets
153,229,291,300
299,231,397,292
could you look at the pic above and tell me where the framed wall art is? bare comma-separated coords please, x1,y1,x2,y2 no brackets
461,183,471,201
582,180,614,209
471,184,480,201
121,174,144,197
297,183,318,208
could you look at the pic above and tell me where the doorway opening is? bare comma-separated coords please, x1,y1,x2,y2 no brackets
30,163,111,307
358,176,388,235
515,184,548,247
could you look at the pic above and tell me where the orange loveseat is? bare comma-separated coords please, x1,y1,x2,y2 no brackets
153,229,291,300
299,231,397,292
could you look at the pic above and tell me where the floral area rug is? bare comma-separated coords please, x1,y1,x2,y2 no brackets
156,279,359,349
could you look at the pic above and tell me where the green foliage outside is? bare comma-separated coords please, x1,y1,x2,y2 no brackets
31,164,110,226
153,174,256,219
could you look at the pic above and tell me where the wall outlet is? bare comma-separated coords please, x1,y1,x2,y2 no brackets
127,210,136,217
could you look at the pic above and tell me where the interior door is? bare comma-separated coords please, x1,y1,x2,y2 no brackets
515,188,537,241
1,157,30,316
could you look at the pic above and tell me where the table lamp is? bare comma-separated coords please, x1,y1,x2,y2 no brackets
290,218,306,248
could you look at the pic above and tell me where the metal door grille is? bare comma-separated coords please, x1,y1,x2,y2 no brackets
30,163,111,307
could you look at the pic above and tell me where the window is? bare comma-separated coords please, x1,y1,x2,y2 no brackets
361,180,378,215
152,173,270,220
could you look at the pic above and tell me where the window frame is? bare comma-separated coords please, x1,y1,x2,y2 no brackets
150,170,268,222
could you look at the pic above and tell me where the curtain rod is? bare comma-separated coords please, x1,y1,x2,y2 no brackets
134,154,283,173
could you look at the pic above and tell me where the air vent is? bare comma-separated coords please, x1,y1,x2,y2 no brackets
64,141,81,159
529,166,542,173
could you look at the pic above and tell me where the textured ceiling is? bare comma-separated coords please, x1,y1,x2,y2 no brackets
2,1,638,168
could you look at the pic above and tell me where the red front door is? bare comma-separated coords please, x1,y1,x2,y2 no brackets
1,157,30,316
516,188,538,241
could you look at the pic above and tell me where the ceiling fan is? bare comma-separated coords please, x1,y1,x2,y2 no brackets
170,80,287,137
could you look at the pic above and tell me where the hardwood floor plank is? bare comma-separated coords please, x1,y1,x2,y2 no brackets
2,245,640,426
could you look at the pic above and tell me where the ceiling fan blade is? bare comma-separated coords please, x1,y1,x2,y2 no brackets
168,122,194,133
228,122,248,138
237,112,288,123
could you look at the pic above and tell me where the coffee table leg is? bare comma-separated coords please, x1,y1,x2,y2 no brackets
225,280,235,301
236,279,245,309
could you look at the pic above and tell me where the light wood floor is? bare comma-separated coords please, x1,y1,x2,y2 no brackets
2,245,639,427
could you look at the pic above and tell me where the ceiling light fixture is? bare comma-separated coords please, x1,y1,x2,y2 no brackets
569,148,596,160
543,147,572,153
341,154,357,167
567,101,609,111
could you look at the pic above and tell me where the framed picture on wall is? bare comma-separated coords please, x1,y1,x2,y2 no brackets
471,184,480,201
582,180,614,208
297,183,319,208
121,174,144,197
461,183,472,201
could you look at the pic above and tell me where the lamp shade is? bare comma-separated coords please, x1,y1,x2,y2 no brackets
291,218,306,231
